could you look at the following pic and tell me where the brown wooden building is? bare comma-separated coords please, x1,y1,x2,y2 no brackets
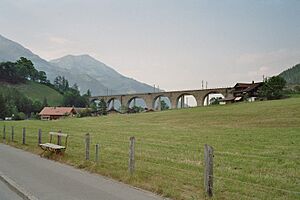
39,107,77,120
221,81,263,104
233,82,263,98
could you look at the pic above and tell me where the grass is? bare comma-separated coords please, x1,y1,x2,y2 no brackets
0,81,63,106
1,97,300,200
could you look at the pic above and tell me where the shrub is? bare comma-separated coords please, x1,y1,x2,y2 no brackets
13,112,26,120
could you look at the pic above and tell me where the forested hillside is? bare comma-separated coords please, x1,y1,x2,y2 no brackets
0,81,63,106
0,57,90,119
279,63,300,84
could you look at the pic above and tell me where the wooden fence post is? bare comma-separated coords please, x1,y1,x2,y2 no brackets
22,127,26,145
95,144,100,164
38,129,42,145
85,133,90,160
3,125,6,142
57,130,62,145
129,136,135,174
204,144,214,197
11,126,14,142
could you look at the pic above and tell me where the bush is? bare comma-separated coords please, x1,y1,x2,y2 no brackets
98,99,107,115
30,112,40,119
77,109,92,118
130,106,144,113
13,112,26,120
119,105,128,114
258,76,286,100
294,85,300,93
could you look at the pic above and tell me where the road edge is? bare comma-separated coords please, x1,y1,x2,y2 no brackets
0,170,39,200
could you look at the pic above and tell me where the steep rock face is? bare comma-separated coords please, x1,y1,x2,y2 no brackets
0,34,154,95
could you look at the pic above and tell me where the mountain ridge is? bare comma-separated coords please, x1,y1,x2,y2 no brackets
0,34,155,95
50,54,155,95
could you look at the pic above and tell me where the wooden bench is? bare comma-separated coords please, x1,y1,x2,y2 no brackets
39,132,68,154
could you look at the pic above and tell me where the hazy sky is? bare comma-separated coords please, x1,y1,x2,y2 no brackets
0,0,299,90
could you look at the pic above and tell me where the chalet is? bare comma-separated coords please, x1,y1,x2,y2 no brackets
39,107,77,120
233,81,263,99
221,81,264,104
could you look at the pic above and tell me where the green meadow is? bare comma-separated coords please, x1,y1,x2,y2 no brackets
0,81,63,106
1,97,300,200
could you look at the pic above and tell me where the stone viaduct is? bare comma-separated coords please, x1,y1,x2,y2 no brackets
90,87,233,110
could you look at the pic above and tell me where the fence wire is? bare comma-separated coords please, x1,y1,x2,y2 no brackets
1,124,299,199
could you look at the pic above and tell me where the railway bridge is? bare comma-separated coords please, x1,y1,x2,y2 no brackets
90,87,233,110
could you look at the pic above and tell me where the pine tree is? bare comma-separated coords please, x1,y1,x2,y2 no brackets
98,99,107,115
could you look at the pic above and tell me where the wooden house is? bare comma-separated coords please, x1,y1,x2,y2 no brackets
39,107,77,120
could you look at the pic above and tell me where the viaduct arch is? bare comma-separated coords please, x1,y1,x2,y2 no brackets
90,87,232,111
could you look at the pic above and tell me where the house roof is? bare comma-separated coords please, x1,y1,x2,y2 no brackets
39,107,76,116
233,82,263,93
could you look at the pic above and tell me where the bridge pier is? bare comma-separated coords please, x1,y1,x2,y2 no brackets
145,98,154,110
158,96,161,111
170,98,177,109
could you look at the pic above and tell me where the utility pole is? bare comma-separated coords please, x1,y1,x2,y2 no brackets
206,81,208,89
202,80,204,89
153,84,156,93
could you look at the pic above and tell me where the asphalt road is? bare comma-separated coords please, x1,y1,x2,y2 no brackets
0,179,23,200
0,144,165,200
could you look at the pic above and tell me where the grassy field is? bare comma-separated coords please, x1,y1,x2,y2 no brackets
1,97,300,200
0,81,63,106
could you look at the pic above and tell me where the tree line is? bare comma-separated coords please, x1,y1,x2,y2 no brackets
0,57,92,120
0,86,48,120
279,63,300,85
0,57,47,84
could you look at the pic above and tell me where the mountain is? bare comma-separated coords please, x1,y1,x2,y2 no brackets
0,34,155,95
0,34,66,81
279,63,300,84
50,55,155,95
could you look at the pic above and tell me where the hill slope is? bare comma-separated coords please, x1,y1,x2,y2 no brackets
1,97,299,199
0,81,63,106
279,63,300,84
0,34,155,95
50,55,155,95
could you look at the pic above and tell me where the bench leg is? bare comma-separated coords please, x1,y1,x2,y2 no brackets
39,150,45,157
39,146,47,157
56,149,63,155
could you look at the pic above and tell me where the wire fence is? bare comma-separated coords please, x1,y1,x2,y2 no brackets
1,124,299,199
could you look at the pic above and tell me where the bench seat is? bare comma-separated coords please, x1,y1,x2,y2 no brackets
40,143,65,150
39,132,68,155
